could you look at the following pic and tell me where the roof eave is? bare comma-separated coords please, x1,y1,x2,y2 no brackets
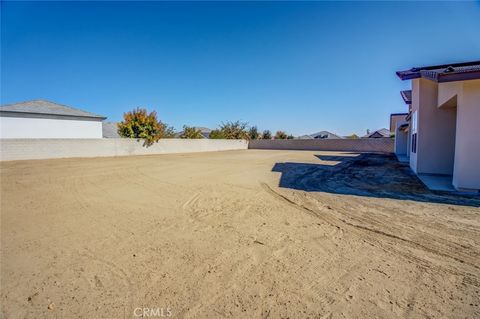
396,71,421,81
0,110,106,120
436,71,480,83
400,91,412,105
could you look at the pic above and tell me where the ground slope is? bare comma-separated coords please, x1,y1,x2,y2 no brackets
1,150,479,318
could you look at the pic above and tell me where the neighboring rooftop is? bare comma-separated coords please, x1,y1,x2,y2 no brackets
0,100,106,119
390,113,408,132
175,127,211,138
102,122,120,138
363,128,391,138
396,60,480,83
296,135,314,140
309,131,343,139
400,90,412,105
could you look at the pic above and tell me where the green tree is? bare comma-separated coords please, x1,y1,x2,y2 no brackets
180,126,204,139
287,134,295,139
209,129,225,139
262,130,272,140
219,121,249,139
117,107,171,146
248,126,260,140
163,125,176,138
274,131,288,140
345,134,359,139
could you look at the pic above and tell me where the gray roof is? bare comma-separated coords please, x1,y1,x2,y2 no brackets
102,122,120,138
310,131,343,139
0,100,106,119
296,134,314,139
364,128,390,138
175,126,211,138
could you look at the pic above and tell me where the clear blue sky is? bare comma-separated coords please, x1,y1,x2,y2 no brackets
2,1,479,136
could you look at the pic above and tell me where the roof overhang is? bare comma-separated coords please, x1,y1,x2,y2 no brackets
396,60,480,83
405,112,411,121
0,110,106,121
400,90,412,104
399,123,409,132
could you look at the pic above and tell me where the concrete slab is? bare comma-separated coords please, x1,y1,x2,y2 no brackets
418,174,455,192
396,154,409,163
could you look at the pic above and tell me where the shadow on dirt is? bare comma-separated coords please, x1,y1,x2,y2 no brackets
272,153,480,207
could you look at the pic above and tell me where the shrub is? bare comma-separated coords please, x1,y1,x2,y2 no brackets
163,125,176,138
248,126,260,140
274,131,288,139
209,129,225,139
287,134,294,139
345,134,359,139
117,108,172,146
219,121,249,140
180,126,204,139
262,130,272,140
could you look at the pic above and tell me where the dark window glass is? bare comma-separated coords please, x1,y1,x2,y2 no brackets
412,133,417,153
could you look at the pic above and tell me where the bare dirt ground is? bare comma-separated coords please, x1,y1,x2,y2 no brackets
1,150,479,319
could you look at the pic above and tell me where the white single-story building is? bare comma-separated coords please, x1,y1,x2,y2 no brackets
0,100,106,138
395,60,480,192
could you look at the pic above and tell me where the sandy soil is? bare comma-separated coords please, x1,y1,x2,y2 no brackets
1,150,479,318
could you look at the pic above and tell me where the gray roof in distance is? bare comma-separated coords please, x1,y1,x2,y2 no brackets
296,134,314,139
363,128,390,138
0,100,106,119
175,127,211,138
102,122,120,138
310,131,343,139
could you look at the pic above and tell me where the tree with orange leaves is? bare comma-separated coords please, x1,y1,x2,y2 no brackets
117,108,175,146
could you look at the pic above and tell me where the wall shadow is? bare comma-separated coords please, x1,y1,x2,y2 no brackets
271,153,480,207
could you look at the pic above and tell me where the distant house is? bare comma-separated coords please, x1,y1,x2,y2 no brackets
299,130,343,139
389,113,408,133
0,100,106,138
296,135,314,139
175,127,211,138
363,128,390,138
102,122,120,138
396,60,480,192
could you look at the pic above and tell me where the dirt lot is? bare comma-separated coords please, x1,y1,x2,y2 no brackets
1,150,479,318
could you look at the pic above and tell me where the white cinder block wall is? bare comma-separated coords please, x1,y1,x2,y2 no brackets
0,139,249,161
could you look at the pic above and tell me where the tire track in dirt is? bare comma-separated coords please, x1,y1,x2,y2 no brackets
260,182,480,287
182,193,201,211
81,248,135,318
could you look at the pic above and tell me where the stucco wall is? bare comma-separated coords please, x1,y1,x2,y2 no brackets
0,116,103,138
409,79,420,173
438,81,462,108
413,78,456,175
249,138,393,153
0,139,248,161
453,79,480,190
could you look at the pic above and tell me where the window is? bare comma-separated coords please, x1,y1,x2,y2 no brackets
412,133,417,154
411,111,418,154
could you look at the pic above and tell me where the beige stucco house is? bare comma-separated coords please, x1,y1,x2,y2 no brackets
395,60,480,192
390,113,408,133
